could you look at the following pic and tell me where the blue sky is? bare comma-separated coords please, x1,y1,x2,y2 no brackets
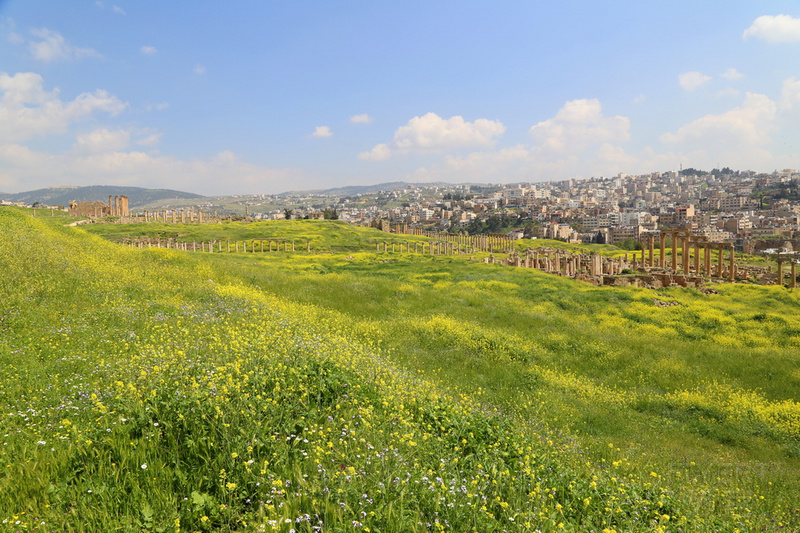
1,1,800,195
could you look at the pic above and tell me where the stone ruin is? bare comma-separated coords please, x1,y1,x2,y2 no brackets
69,195,129,218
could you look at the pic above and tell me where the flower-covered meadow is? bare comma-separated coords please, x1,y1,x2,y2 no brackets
1,208,799,531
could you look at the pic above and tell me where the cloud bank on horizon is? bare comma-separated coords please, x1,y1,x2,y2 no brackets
1,3,799,195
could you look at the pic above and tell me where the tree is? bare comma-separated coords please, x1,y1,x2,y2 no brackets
485,215,503,234
523,223,538,239
595,231,606,244
322,208,339,220
283,208,293,220
616,237,643,251
466,218,485,235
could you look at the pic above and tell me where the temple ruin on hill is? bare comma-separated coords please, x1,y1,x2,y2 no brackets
68,195,129,217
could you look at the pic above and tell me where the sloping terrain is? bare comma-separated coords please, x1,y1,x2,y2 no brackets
1,208,799,531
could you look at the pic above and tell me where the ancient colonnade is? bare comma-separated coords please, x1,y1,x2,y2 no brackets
388,223,515,254
123,238,311,253
643,231,736,281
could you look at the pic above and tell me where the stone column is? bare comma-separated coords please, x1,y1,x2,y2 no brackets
694,242,701,274
659,233,666,268
672,232,678,271
703,243,711,272
791,261,797,289
728,246,735,282
777,260,784,287
682,236,690,273
716,246,724,277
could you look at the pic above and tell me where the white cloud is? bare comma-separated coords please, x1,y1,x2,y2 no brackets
73,128,130,154
678,71,712,92
721,68,744,81
28,28,101,62
136,132,162,147
358,143,391,161
0,145,301,196
0,72,127,143
437,145,532,179
633,94,646,104
350,113,373,124
409,99,633,183
360,112,505,161
528,98,630,153
660,93,777,161
744,14,800,43
194,64,206,75
311,126,332,138
779,78,800,112
140,45,157,55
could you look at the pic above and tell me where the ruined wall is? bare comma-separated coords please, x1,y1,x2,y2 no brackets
68,201,110,217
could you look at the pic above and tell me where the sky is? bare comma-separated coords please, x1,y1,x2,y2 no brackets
1,1,800,195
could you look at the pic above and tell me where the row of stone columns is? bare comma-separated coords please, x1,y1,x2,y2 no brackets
125,239,311,253
376,241,466,255
776,258,799,289
141,208,221,223
495,251,627,277
108,195,130,217
390,226,517,254
645,232,736,280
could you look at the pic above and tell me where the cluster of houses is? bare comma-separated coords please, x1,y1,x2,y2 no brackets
7,168,800,254
313,169,800,252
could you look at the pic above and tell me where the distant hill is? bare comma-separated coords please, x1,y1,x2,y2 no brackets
279,182,460,197
0,186,203,208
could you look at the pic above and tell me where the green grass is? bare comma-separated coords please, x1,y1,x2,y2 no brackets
2,208,799,531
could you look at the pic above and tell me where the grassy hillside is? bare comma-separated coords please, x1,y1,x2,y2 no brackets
2,208,799,531
1,186,202,208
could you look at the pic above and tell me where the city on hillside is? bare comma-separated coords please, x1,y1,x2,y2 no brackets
5,167,800,254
